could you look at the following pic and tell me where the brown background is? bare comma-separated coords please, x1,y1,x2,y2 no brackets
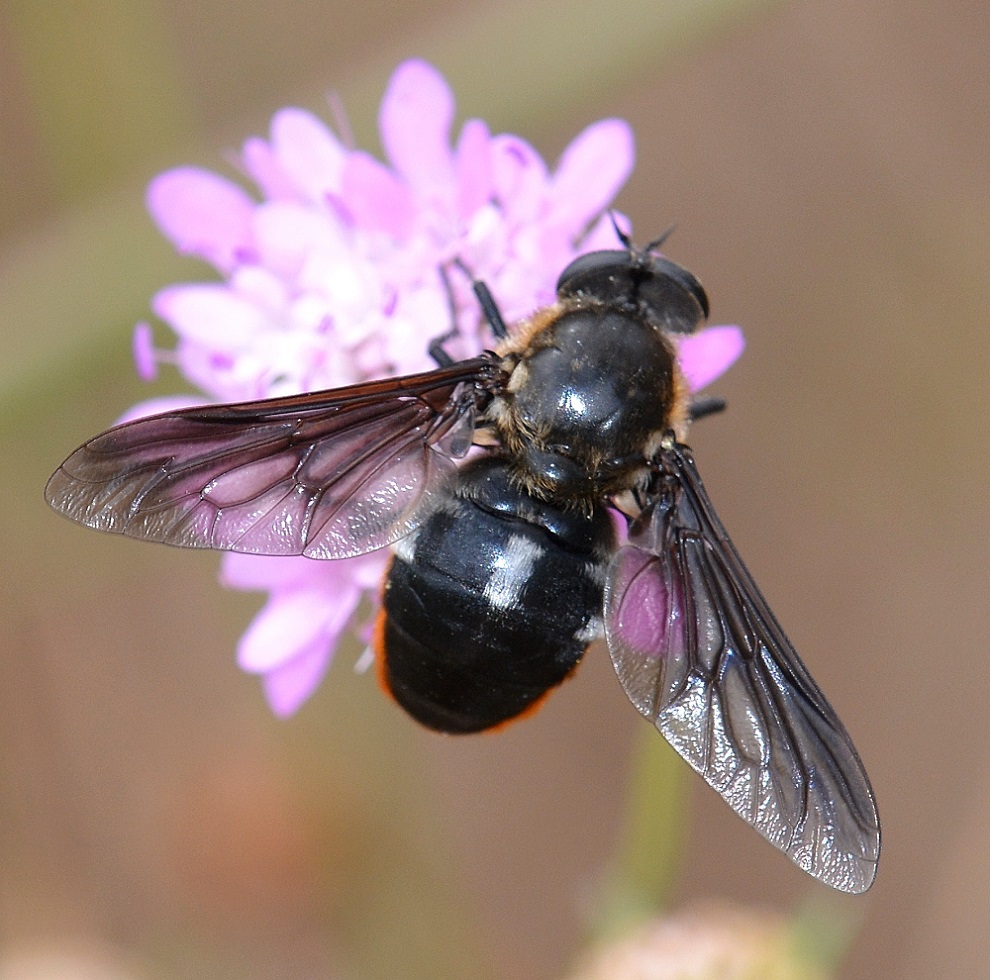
1,0,988,977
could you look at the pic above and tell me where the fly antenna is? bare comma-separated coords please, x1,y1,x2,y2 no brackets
645,224,677,253
608,211,633,249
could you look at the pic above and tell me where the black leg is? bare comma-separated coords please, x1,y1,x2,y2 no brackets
428,261,510,367
463,274,509,341
427,265,460,367
688,395,727,422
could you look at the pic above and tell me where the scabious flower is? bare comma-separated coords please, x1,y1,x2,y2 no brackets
567,904,829,980
131,59,744,717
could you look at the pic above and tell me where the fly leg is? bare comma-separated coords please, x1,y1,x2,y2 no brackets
428,261,508,367
688,396,726,422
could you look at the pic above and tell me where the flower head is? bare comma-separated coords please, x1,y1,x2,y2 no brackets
567,904,828,980
133,59,743,716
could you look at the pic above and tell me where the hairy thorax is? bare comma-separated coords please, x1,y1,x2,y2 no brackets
487,300,688,502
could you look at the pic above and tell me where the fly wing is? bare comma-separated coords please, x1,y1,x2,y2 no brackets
46,357,495,559
604,441,880,893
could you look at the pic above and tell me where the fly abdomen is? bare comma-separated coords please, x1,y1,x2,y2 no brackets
376,456,616,733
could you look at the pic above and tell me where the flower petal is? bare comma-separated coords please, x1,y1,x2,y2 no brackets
548,119,634,232
253,201,347,279
379,59,455,194
173,341,261,403
455,119,494,220
678,325,745,391
236,587,351,674
261,637,333,717
132,322,157,381
269,108,347,204
241,136,300,202
147,167,256,273
341,151,415,237
491,135,549,223
152,284,268,347
221,553,316,591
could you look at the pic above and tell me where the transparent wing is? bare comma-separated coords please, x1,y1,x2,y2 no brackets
604,441,880,893
46,357,496,559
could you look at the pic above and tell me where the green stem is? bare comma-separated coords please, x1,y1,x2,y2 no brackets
594,725,689,939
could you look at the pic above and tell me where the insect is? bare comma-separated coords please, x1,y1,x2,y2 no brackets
46,234,880,893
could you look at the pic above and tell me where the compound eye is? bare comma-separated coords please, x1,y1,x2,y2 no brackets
648,257,710,321
555,249,632,300
556,247,709,334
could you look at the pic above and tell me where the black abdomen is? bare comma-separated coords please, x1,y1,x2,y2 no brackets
377,457,616,733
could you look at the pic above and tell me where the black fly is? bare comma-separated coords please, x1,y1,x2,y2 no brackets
46,237,880,893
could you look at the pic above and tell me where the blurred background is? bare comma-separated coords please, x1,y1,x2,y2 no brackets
2,0,989,977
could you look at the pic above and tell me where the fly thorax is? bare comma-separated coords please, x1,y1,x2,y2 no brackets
502,305,677,497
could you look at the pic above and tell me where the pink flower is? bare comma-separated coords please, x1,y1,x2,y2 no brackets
132,59,744,716
567,904,821,980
